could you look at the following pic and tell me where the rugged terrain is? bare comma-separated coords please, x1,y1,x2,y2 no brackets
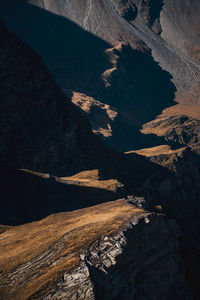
0,168,126,225
1,0,200,150
0,1,200,299
0,19,106,175
0,200,192,300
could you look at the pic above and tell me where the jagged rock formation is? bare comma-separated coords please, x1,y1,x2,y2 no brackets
1,0,200,150
142,115,200,148
127,145,200,250
0,200,193,300
0,3,200,299
137,147,200,231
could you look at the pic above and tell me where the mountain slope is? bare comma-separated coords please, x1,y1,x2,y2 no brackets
1,1,200,150
0,3,200,299
0,19,172,226
0,19,117,176
0,200,192,300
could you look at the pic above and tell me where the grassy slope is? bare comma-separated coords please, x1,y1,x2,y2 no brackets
0,200,147,300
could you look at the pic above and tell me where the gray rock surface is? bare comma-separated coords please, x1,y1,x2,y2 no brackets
0,2,200,299
2,0,199,104
2,1,200,150
11,213,192,300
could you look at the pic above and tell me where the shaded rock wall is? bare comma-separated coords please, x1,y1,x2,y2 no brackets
0,20,117,176
140,147,200,298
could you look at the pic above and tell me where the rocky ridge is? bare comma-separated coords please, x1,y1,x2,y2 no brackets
142,115,200,148
0,200,192,300
0,3,200,299
133,145,200,298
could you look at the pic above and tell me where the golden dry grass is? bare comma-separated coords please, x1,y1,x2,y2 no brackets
141,120,174,136
71,92,117,120
62,169,100,180
19,168,121,195
163,103,200,120
71,92,118,138
0,200,147,300
60,169,121,192
20,169,50,178
126,145,186,157
0,225,12,234
141,102,200,138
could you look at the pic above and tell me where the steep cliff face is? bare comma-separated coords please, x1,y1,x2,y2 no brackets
0,3,200,299
0,20,117,175
140,147,200,232
0,200,192,300
127,145,200,250
133,145,200,298
0,21,172,226
1,0,200,151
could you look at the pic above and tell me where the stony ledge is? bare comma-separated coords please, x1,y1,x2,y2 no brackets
29,212,192,300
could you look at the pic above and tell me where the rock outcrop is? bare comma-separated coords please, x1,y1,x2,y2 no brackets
0,3,200,299
132,145,200,298
142,115,200,148
0,200,193,300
